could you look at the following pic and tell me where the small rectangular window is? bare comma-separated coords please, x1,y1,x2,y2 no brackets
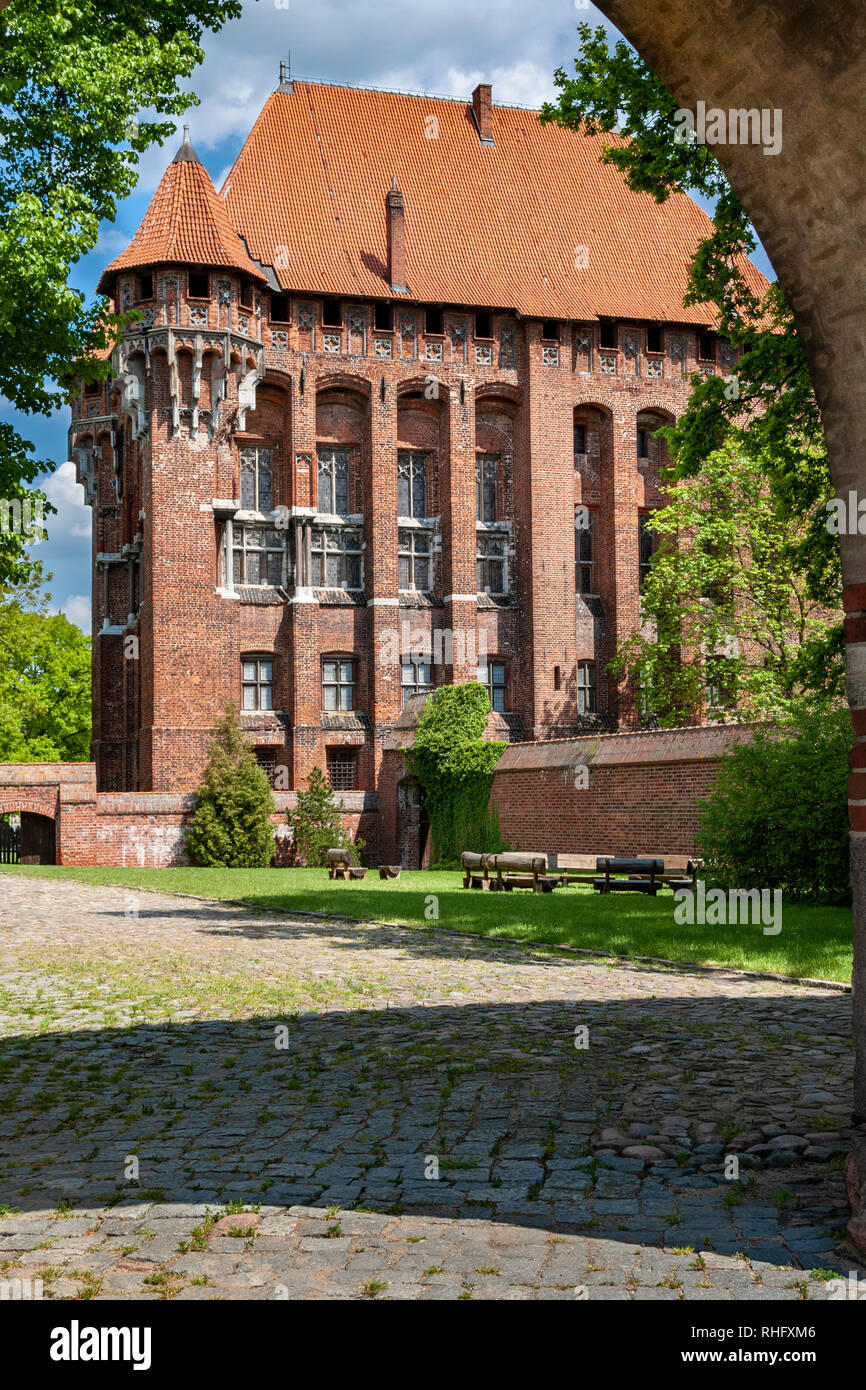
401,660,434,707
425,306,444,335
271,293,289,322
322,297,342,327
553,665,562,691
699,331,716,361
477,659,508,713
476,533,507,595
574,423,587,458
599,318,618,349
637,429,649,459
475,310,492,339
242,656,274,711
541,320,559,341
575,509,594,594
577,661,596,714
138,273,153,300
84,381,101,396
326,748,359,791
322,660,355,712
646,323,663,354
188,270,209,299
374,302,393,331
255,748,279,786
398,529,432,591
239,279,255,310
639,513,655,587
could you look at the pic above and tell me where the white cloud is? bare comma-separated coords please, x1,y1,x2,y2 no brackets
42,462,92,540
59,594,91,633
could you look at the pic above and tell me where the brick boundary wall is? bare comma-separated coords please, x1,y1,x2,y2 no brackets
489,724,757,860
0,765,377,867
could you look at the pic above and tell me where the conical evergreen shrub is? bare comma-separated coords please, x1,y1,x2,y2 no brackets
285,766,364,866
186,703,276,868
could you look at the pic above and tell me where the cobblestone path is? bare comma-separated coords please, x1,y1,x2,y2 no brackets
0,875,860,1300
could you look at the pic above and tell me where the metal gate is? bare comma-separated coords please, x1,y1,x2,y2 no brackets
0,819,20,864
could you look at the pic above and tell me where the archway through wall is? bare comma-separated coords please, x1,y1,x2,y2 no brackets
586,0,866,1222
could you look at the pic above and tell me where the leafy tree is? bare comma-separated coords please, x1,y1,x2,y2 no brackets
698,703,853,904
0,566,91,760
186,703,275,868
403,684,506,868
612,435,844,724
541,25,841,700
285,766,364,867
0,0,243,584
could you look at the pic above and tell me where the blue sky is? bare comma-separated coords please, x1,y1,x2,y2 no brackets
4,0,775,631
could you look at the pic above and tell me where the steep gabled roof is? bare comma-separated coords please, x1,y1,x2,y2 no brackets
97,128,266,294
218,81,770,323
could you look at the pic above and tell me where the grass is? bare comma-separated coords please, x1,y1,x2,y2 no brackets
0,864,852,982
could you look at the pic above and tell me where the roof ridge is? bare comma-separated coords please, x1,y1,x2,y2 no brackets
283,75,541,112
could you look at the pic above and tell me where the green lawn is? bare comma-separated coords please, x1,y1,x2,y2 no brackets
0,863,853,982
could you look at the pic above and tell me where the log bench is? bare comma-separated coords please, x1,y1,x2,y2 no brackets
327,848,367,880
461,851,494,889
491,851,560,893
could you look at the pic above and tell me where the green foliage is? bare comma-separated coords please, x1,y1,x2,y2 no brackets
611,436,843,723
698,704,853,904
542,26,840,708
0,0,242,583
186,704,276,868
0,566,91,760
403,683,506,867
285,766,364,867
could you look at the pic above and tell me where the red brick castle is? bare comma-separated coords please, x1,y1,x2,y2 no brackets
70,76,768,860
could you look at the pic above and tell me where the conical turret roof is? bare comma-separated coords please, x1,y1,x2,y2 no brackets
97,127,266,294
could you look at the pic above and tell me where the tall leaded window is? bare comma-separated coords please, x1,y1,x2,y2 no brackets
575,509,595,593
317,448,350,515
476,533,506,595
478,659,507,713
322,658,355,711
311,528,363,589
398,451,428,519
239,446,274,512
242,656,274,711
398,529,432,591
233,526,284,586
638,513,655,587
476,455,498,522
401,659,433,706
577,660,596,714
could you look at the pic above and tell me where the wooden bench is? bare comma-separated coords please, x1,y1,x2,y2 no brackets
636,853,703,889
551,852,616,887
461,851,494,890
491,851,560,893
593,856,664,895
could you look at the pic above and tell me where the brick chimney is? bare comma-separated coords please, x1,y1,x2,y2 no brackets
472,83,494,144
386,177,408,293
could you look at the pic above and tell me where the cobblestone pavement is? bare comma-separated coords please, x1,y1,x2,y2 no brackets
0,875,860,1301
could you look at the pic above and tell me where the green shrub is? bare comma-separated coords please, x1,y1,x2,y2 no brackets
698,703,853,904
404,683,507,867
186,704,276,868
285,766,364,866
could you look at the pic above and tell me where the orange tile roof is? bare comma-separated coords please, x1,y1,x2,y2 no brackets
97,130,266,293
218,81,769,324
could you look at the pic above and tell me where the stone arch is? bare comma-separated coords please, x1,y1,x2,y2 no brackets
588,0,866,1206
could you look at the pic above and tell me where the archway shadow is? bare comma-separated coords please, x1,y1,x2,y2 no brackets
0,988,855,1271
